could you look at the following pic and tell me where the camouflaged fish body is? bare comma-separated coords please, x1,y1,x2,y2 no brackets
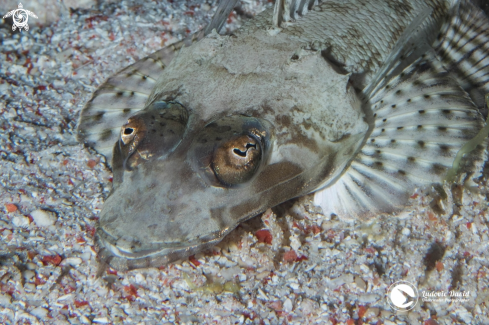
77,0,489,269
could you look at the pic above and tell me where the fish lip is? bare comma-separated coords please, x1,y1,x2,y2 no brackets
96,226,231,261
99,231,166,260
95,228,163,259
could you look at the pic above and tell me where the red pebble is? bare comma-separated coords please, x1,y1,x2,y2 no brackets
256,229,273,244
5,204,17,213
123,284,138,301
283,250,298,262
86,225,96,237
358,305,367,318
74,300,89,308
436,261,444,272
189,255,201,266
42,254,62,266
87,159,97,168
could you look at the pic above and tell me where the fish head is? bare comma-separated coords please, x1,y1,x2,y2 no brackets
99,107,365,270
95,33,369,270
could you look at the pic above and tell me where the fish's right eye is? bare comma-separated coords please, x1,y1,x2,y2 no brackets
188,115,272,188
212,135,262,186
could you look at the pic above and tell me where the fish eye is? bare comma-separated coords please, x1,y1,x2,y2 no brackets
116,101,189,170
121,127,136,145
212,135,262,185
188,115,273,188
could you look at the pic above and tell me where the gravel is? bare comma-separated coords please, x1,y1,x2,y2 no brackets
1,0,489,324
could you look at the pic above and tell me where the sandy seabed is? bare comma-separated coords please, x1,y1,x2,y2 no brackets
1,0,489,324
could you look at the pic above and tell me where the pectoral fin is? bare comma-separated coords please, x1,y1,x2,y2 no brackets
314,56,486,220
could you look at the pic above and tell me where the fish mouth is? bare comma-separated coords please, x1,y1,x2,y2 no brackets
96,225,230,270
98,230,166,260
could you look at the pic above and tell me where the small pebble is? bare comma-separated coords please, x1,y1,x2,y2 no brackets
283,298,293,313
30,307,48,319
61,257,83,267
30,209,57,227
12,216,30,228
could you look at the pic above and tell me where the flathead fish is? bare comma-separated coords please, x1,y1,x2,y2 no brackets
77,0,489,270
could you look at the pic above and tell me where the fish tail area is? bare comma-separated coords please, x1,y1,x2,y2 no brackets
77,32,204,165
434,0,489,107
314,55,487,220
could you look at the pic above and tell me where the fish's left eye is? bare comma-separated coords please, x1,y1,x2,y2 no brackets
117,101,189,170
212,135,262,185
121,127,136,144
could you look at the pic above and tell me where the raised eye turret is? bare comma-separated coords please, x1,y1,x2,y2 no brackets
117,101,189,170
212,134,262,185
189,115,272,187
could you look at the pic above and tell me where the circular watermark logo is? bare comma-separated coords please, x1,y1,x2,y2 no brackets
387,280,419,311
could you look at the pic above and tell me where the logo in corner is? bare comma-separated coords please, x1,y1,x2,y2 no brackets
387,280,419,311
3,3,38,32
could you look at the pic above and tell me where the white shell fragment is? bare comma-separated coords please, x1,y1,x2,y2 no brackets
60,257,83,267
12,216,30,228
30,209,57,227
30,307,49,319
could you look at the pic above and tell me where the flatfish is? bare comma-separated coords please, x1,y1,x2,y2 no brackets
77,0,489,270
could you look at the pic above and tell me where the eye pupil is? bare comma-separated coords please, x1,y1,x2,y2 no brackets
233,143,256,157
124,127,134,135
233,148,246,157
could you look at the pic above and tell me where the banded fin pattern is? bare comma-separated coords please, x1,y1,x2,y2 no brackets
434,0,489,107
77,31,204,165
314,57,485,220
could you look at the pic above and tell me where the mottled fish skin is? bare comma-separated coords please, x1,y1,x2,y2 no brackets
77,0,489,270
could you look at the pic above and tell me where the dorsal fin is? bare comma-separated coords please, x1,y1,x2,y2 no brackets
273,0,319,27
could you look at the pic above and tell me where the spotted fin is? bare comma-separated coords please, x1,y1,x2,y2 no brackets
434,0,489,107
314,56,485,220
77,30,207,164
